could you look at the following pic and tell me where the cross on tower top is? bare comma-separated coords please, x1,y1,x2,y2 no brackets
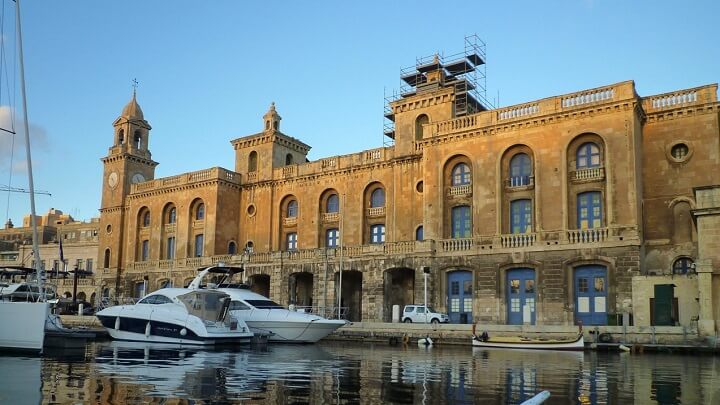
132,78,139,97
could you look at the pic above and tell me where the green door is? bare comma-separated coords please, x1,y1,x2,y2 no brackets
653,284,674,326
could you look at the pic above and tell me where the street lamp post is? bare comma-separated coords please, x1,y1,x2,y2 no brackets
423,266,430,324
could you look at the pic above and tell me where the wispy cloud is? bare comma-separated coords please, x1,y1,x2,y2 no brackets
0,105,49,174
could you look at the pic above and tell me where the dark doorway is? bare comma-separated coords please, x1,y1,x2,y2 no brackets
248,274,271,298
383,268,415,322
289,272,314,307
335,270,362,322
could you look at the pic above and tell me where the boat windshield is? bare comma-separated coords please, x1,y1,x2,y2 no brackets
245,299,284,309
178,290,231,322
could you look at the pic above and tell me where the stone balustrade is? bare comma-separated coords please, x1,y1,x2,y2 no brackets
131,167,240,194
506,176,534,188
570,167,605,182
567,227,610,244
321,212,339,222
120,225,638,272
497,103,540,121
561,87,614,108
448,185,472,196
246,171,258,182
500,233,537,248
367,207,385,217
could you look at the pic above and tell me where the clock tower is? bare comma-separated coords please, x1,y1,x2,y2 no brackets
98,91,158,293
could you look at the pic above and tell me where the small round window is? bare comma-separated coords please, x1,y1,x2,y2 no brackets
247,204,256,217
105,224,112,234
416,181,424,193
671,143,689,160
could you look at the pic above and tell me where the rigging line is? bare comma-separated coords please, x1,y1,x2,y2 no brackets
0,0,13,226
0,0,5,106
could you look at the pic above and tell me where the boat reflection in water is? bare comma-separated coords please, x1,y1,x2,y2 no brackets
35,341,720,404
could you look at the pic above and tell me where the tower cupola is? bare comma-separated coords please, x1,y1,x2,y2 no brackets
263,102,281,132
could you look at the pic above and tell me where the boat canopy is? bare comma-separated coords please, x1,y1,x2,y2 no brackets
177,290,231,322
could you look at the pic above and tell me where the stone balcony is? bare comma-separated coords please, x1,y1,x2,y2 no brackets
570,167,605,183
321,212,340,223
367,207,385,217
448,185,472,197
123,226,639,273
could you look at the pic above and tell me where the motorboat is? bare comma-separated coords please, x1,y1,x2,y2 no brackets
0,266,58,302
0,267,50,352
471,324,585,351
96,288,253,345
188,266,347,343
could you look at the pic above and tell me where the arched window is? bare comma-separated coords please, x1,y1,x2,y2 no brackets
327,194,339,213
287,200,298,217
452,163,471,186
673,257,694,275
576,142,601,169
451,205,471,238
168,207,177,224
228,241,237,255
118,129,125,144
196,203,205,220
134,130,142,149
370,188,385,208
142,211,150,227
245,241,254,253
415,226,424,241
286,153,294,165
103,248,111,269
509,153,531,187
415,114,429,140
248,151,258,172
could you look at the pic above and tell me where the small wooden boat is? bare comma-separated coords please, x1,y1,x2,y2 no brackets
471,325,585,351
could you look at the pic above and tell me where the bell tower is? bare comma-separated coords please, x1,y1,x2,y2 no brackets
98,89,158,292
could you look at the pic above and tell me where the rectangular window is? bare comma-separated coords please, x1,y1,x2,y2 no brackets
510,199,532,234
451,281,460,295
577,192,602,229
53,260,60,271
141,240,150,261
286,232,298,250
76,259,83,270
86,259,93,272
578,277,588,293
370,224,385,244
166,237,176,259
463,280,472,295
326,228,339,248
451,206,472,238
510,279,520,294
594,277,605,292
40,260,46,270
525,279,535,294
194,234,204,257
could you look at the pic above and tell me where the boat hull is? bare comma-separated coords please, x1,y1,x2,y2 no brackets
97,314,253,346
246,319,346,343
471,334,585,351
0,301,48,352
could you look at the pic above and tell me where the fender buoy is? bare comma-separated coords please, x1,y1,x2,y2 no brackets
180,328,187,337
114,317,120,330
145,322,151,337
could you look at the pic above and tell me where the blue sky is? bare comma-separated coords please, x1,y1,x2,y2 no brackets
1,0,719,225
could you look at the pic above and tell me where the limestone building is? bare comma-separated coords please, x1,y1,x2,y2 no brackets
91,45,720,330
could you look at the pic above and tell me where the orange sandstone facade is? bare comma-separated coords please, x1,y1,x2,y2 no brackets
94,63,720,328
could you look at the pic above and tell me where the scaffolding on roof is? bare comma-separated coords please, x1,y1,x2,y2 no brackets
383,34,492,144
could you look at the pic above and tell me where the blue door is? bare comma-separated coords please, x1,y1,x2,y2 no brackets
447,271,472,324
507,269,536,325
574,266,607,325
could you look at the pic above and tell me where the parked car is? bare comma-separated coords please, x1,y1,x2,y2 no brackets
402,305,450,324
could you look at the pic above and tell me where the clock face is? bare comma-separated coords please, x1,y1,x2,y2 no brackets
108,171,119,189
131,173,146,184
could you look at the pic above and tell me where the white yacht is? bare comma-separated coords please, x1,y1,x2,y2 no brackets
188,266,347,343
96,288,253,345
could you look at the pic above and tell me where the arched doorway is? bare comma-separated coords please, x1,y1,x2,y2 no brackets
289,272,313,307
506,268,536,325
248,274,271,298
574,265,608,325
447,270,473,324
336,270,362,322
383,268,414,322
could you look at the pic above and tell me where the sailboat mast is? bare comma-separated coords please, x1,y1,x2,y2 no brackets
15,0,44,300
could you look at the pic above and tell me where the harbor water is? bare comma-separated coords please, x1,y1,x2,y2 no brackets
1,341,719,404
